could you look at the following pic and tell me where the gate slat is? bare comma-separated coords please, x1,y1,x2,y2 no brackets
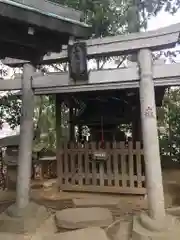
91,142,97,186
99,163,104,186
136,142,143,188
120,142,126,187
113,142,119,186
84,142,90,185
128,142,134,188
70,142,75,184
106,142,112,186
92,160,97,186
98,142,104,186
78,148,83,186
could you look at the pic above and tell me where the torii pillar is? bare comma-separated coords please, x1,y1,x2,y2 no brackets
6,63,36,217
138,48,165,220
15,63,35,212
132,48,180,239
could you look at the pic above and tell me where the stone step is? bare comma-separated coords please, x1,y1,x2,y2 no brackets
72,198,119,208
72,198,137,219
55,207,113,230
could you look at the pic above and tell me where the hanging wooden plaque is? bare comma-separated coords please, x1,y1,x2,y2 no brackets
90,151,108,162
68,42,88,82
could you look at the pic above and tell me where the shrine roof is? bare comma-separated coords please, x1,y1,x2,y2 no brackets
0,0,91,61
1,0,88,28
0,134,19,147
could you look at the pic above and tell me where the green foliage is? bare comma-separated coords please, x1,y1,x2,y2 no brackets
0,93,21,129
0,93,56,153
52,0,128,37
51,0,179,36
158,88,180,161
33,96,56,152
163,0,180,14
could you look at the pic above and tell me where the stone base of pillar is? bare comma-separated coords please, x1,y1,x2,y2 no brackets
132,212,180,240
0,201,50,234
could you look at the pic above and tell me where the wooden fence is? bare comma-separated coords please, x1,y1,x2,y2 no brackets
57,141,146,195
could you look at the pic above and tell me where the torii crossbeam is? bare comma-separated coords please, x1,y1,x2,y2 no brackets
2,22,180,66
1,61,180,93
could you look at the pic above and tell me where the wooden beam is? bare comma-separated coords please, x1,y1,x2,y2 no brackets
58,184,146,195
3,23,180,67
1,63,180,93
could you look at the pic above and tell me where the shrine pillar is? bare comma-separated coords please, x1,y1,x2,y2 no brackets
138,48,165,220
16,63,35,212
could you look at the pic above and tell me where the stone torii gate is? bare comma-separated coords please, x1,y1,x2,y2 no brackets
2,23,180,238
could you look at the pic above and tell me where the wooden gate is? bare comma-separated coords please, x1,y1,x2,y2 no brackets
57,141,146,194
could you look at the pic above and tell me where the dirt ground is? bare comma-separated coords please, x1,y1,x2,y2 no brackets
0,188,146,220
0,170,180,240
0,187,146,239
0,169,179,214
0,168,179,238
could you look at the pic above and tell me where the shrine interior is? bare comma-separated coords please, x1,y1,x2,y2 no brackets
57,86,166,143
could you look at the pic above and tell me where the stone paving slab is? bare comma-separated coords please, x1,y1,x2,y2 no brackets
31,216,58,240
114,221,132,240
42,227,110,240
166,206,180,217
72,198,120,208
0,233,31,240
55,207,113,230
